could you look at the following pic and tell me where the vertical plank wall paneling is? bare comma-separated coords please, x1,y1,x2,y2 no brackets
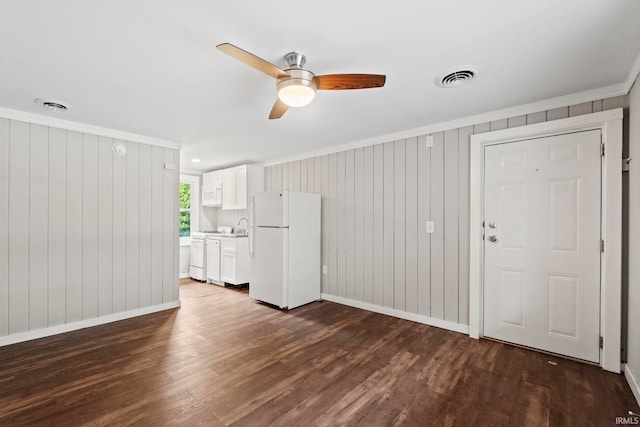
372,144,384,306
126,142,140,310
263,96,624,327
416,134,431,316
353,148,364,302
150,145,164,306
443,129,459,322
393,140,406,311
457,126,473,325
382,142,394,308
328,154,338,295
300,158,307,193
82,133,99,320
112,139,127,313
8,121,29,334
0,120,8,336
362,146,374,304
138,143,152,307
345,150,355,300
66,131,83,324
162,148,176,303
0,118,179,340
336,152,346,298
98,136,114,317
48,128,67,326
429,132,445,319
405,137,418,314
30,124,49,330
264,163,272,192
320,155,329,293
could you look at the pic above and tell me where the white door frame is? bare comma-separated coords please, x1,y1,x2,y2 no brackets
469,108,623,373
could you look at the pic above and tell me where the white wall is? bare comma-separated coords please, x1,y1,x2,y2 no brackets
626,77,640,403
179,245,191,278
0,117,180,344
265,96,626,328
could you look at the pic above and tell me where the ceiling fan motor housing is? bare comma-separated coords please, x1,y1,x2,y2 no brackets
284,51,306,69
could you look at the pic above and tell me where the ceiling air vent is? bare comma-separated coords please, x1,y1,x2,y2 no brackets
435,66,480,88
35,98,71,112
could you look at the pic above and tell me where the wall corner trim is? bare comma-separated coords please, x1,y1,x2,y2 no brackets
320,293,469,335
625,48,640,93
0,301,181,348
0,106,181,150
625,364,640,407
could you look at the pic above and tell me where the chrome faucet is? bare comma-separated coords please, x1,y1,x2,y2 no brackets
237,217,248,228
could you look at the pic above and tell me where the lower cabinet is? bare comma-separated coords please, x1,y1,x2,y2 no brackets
220,237,249,285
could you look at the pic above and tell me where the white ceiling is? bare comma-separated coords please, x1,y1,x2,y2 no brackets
1,1,639,172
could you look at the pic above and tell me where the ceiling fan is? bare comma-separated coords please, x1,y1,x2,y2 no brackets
216,43,386,119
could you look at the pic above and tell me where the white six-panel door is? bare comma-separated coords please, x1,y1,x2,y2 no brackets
483,129,602,362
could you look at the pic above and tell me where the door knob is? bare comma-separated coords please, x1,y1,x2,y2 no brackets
488,222,497,229
488,235,498,243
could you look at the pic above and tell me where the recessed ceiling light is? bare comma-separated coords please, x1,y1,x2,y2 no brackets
192,158,201,163
435,66,480,88
34,98,71,112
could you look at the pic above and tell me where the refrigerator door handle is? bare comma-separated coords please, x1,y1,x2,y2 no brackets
249,195,255,256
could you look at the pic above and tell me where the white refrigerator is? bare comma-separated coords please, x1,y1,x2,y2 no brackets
249,191,321,309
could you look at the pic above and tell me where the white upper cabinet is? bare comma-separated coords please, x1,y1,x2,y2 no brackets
202,170,223,207
222,164,263,210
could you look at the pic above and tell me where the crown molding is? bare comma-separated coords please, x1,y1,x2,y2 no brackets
261,82,628,166
0,106,181,150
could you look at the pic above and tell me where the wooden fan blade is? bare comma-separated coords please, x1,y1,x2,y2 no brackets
314,74,386,90
269,98,289,120
216,43,289,79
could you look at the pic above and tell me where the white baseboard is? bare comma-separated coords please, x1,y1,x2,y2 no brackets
0,301,181,347
625,364,640,407
179,273,190,279
321,293,469,335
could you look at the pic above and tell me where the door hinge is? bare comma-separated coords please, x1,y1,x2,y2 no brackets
600,239,605,253
601,143,605,157
599,336,603,349
622,157,632,172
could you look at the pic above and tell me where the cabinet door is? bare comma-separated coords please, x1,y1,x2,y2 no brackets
206,240,220,281
222,168,236,210
212,170,223,205
221,251,237,283
202,171,214,187
235,166,247,209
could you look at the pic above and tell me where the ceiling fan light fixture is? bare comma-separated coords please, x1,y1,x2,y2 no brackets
276,68,317,107
278,82,316,107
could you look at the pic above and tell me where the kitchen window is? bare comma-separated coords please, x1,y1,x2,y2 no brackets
179,174,200,245
179,182,191,237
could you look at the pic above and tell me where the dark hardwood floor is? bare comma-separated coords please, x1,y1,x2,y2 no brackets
0,279,637,426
